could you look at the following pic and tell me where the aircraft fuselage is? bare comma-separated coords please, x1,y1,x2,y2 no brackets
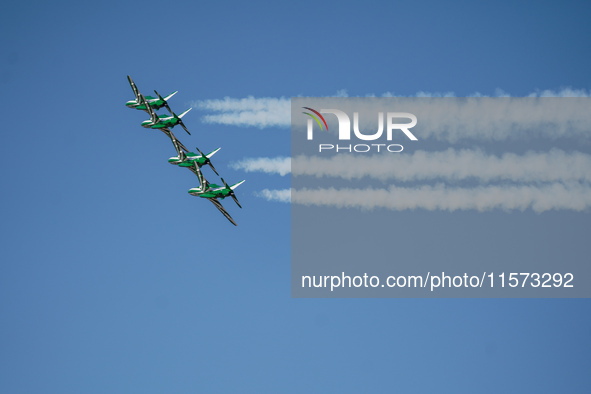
126,94,173,111
168,153,201,165
188,184,228,199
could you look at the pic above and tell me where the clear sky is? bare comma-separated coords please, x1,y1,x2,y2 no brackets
1,0,590,392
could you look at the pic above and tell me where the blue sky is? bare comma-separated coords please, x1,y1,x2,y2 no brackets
1,0,590,392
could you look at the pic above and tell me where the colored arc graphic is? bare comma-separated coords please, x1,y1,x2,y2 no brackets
302,107,329,131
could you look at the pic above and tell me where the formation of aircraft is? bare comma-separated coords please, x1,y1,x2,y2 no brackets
126,75,245,226
142,94,192,135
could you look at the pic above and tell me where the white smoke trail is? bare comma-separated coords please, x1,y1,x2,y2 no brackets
295,97,591,142
256,188,291,203
193,96,291,128
231,157,291,176
230,150,591,184
289,183,591,213
194,89,591,140
292,149,591,183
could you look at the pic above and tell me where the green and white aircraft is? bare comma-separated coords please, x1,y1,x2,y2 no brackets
141,94,192,135
188,168,245,226
125,75,177,111
170,146,221,176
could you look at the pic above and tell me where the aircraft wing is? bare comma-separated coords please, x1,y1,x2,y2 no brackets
173,137,190,154
185,162,201,178
207,198,237,226
160,128,189,153
181,160,207,184
127,75,141,101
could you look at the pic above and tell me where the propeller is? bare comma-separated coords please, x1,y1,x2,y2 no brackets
221,178,242,208
195,146,219,176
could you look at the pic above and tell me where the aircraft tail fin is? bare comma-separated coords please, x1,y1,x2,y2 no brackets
230,180,245,190
206,147,221,159
164,91,178,102
177,108,192,119
195,146,220,176
222,178,243,208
